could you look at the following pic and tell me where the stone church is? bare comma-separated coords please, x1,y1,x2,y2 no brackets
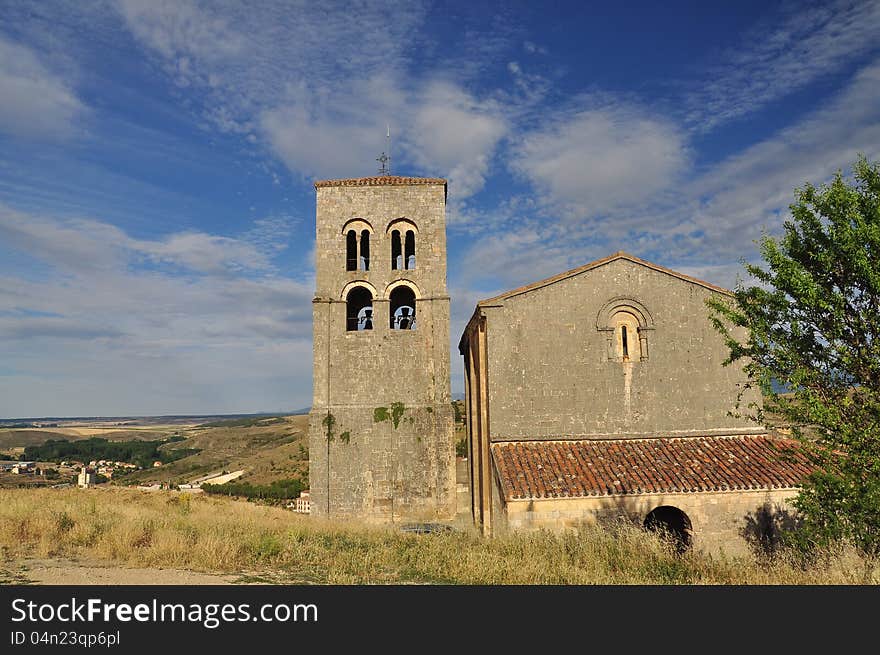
308,173,808,553
458,251,810,552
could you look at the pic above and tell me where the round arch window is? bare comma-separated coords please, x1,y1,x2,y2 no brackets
611,310,640,361
389,286,416,330
346,287,373,331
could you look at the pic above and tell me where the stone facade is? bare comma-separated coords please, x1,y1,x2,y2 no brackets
309,177,456,521
461,253,762,443
457,252,803,552
499,489,798,556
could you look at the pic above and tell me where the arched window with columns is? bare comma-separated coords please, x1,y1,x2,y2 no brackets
387,218,418,271
596,297,654,361
342,219,373,272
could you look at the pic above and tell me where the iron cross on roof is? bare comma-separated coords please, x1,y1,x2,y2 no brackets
377,152,390,175
377,124,391,175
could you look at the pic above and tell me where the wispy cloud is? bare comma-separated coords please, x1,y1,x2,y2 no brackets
114,1,426,136
0,36,86,140
454,57,880,293
114,0,509,197
117,0,247,68
0,203,313,416
676,58,880,263
684,0,880,131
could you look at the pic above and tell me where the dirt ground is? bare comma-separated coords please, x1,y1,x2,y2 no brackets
0,558,249,585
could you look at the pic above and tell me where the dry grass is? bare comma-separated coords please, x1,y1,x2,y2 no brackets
0,488,876,585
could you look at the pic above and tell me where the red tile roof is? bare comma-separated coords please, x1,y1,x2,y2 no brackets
491,435,811,501
314,176,446,188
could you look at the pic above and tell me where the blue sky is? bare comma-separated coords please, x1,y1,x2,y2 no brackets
1,0,879,417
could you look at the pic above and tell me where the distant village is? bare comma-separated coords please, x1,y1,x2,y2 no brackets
0,442,312,513
0,457,151,489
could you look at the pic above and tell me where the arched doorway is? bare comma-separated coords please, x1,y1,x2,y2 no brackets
644,506,693,554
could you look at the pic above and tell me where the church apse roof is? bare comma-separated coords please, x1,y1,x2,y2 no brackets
491,435,811,501
314,175,447,188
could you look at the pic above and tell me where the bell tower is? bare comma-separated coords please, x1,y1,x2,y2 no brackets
308,175,456,521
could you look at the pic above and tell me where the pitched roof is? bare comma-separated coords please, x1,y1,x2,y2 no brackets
477,251,731,306
314,175,447,188
491,435,811,501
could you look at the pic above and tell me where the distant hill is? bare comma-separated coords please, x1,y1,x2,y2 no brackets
0,411,309,427
0,414,310,490
122,415,310,487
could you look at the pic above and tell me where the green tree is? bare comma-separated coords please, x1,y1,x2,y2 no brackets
709,155,880,558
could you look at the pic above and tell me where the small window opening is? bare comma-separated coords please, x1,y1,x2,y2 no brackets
404,230,415,269
611,310,640,362
391,230,402,270
360,230,370,271
389,286,416,330
346,287,373,331
346,230,357,271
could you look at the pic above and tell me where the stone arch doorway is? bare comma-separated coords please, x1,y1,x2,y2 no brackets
644,506,693,554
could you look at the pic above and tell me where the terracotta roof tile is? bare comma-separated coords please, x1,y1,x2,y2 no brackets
314,175,446,188
491,435,811,501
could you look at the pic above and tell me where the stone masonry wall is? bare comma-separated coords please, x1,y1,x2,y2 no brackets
483,258,762,440
500,488,798,556
309,180,455,520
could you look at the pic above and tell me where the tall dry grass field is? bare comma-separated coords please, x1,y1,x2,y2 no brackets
0,488,876,584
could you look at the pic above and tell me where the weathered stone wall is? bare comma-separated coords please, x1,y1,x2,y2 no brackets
481,258,762,440
308,403,455,520
312,183,448,303
309,180,455,520
499,488,798,556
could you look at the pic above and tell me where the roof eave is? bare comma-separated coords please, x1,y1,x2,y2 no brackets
475,251,734,306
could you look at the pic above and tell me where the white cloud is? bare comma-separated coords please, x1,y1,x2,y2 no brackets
0,37,86,139
509,100,689,216
679,59,880,260
114,1,508,197
523,41,547,55
406,81,507,198
0,204,314,416
117,0,245,66
260,75,507,197
685,0,880,130
454,57,880,295
139,232,274,275
0,207,276,277
259,74,404,181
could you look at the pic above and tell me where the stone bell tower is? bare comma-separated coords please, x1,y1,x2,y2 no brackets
308,175,455,521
